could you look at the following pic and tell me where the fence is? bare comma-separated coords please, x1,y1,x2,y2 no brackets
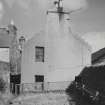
12,81,72,94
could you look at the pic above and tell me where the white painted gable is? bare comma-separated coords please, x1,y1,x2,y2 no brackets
21,9,91,83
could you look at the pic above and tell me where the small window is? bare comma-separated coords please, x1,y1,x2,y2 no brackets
35,46,44,62
35,75,44,82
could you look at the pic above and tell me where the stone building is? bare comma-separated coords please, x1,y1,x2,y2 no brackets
0,21,25,94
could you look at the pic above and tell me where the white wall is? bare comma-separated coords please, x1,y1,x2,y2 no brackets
45,12,91,82
21,11,91,83
21,31,49,83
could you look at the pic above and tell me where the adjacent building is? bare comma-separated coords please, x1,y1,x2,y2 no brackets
92,47,105,66
0,22,25,94
0,28,10,83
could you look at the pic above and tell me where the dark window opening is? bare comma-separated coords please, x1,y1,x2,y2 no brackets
35,75,44,82
35,46,44,62
10,74,21,94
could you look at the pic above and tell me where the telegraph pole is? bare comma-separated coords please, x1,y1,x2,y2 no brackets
47,0,70,22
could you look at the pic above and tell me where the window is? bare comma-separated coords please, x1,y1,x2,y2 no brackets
35,75,44,90
35,75,44,82
35,46,44,62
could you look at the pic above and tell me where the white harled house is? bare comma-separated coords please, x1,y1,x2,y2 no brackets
21,1,91,88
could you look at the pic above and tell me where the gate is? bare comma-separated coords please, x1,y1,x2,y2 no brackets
10,74,21,95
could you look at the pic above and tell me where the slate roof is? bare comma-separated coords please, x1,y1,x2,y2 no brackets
0,28,10,47
92,47,105,64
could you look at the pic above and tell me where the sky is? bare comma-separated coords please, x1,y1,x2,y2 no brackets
0,0,104,55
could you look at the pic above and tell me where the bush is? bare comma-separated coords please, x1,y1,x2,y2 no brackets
0,78,6,93
66,65,105,105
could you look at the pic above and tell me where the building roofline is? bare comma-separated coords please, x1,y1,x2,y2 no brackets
92,47,105,64
25,28,92,52
69,28,92,51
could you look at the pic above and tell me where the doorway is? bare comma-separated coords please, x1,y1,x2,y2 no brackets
35,75,44,90
10,74,21,94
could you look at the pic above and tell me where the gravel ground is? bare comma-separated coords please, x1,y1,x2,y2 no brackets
10,91,70,105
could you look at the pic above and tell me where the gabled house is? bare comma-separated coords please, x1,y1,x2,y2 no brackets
21,4,92,88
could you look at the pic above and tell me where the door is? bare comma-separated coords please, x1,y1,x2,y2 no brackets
10,74,21,94
35,75,44,90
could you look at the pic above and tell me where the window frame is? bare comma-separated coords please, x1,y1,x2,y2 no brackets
35,75,44,82
35,46,44,62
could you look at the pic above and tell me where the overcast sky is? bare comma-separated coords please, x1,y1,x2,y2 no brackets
0,0,105,52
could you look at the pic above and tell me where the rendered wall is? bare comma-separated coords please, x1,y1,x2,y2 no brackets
21,31,48,83
45,12,91,82
21,12,91,83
